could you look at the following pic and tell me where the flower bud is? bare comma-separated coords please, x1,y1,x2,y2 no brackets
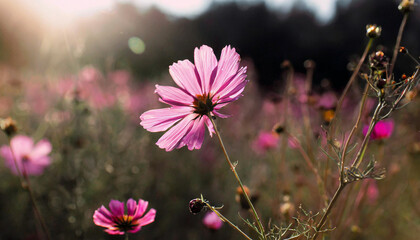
235,186,259,210
398,0,415,13
273,124,284,134
189,198,206,214
366,24,382,38
0,117,17,136
399,46,408,54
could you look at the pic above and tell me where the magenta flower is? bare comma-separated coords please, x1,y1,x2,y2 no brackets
202,212,223,230
0,135,52,176
363,119,394,140
140,45,248,151
252,131,279,155
93,198,156,235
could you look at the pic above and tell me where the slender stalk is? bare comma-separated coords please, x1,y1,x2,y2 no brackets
204,202,253,240
125,233,129,240
329,38,374,141
351,100,385,168
340,84,370,174
387,13,409,83
209,116,266,239
287,133,327,203
8,138,51,240
311,183,346,240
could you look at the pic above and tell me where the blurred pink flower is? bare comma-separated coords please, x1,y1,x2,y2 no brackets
79,66,102,83
252,131,279,154
140,45,248,151
0,135,52,176
363,119,394,140
317,91,337,109
93,198,156,235
366,180,379,205
202,212,223,230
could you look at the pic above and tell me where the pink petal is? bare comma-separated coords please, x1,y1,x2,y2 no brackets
194,45,218,93
212,110,231,119
155,84,194,106
30,139,52,159
211,45,240,95
214,67,247,101
10,135,33,159
156,114,196,151
169,60,202,96
109,200,125,217
133,199,148,220
140,106,192,132
126,198,137,216
127,226,142,234
181,116,206,150
204,116,215,137
93,206,115,228
104,228,125,235
217,79,248,104
137,208,156,227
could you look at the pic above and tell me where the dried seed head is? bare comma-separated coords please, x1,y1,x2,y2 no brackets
189,198,206,214
366,24,382,38
398,0,415,13
376,78,387,89
0,117,17,136
369,51,388,70
273,124,285,134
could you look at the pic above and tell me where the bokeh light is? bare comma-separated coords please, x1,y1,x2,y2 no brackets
128,37,146,55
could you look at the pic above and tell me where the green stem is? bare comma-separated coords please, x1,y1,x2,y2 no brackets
329,38,374,142
340,84,370,176
204,202,254,240
311,183,347,240
388,13,409,83
209,116,266,239
125,233,129,240
351,100,384,169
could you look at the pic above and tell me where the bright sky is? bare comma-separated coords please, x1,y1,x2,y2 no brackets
18,0,337,27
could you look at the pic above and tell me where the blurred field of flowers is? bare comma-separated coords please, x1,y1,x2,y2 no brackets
1,0,420,239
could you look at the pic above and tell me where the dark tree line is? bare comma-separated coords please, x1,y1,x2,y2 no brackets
1,0,419,91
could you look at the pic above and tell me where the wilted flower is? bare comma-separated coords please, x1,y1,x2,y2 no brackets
0,135,52,176
140,45,248,151
363,120,394,140
202,212,223,230
93,198,156,235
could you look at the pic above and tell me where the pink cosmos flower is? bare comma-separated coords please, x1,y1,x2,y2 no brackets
93,198,156,235
140,45,248,151
363,119,394,140
0,135,52,176
252,131,279,155
202,211,223,230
